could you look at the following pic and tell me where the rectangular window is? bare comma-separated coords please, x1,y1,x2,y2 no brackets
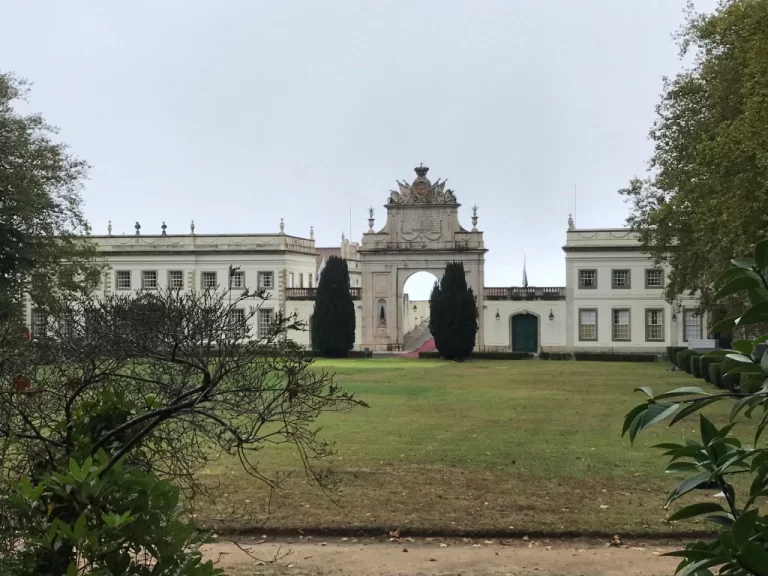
230,271,245,289
578,269,597,289
258,308,273,339
309,273,313,288
116,270,131,290
201,271,217,290
229,308,246,337
31,309,47,338
683,309,702,342
141,270,158,290
612,269,631,289
612,309,630,341
645,269,664,288
578,309,598,341
168,270,184,289
288,272,294,288
60,317,74,339
258,271,273,289
299,273,304,288
646,309,665,341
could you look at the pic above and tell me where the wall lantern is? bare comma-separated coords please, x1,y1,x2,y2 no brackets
548,309,554,321
495,309,500,321
672,312,677,322
413,304,417,312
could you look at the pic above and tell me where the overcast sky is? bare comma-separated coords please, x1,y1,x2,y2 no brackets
2,0,717,298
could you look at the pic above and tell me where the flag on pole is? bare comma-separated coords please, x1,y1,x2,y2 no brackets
522,255,529,288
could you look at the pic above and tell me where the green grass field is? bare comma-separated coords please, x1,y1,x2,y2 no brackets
196,359,736,536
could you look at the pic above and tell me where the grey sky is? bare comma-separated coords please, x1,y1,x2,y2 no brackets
2,0,717,298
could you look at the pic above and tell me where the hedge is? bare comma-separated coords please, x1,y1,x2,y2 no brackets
539,352,572,360
691,355,703,378
700,355,714,383
418,351,533,360
303,350,373,359
667,346,688,365
720,356,741,392
572,352,658,362
677,350,697,373
740,373,765,394
709,363,723,389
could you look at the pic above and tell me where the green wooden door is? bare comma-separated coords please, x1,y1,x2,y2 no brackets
512,314,538,353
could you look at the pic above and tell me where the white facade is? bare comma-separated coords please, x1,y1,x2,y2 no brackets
24,169,703,355
564,228,703,353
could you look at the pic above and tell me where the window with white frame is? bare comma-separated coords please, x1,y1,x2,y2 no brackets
683,309,702,342
229,308,246,337
258,272,273,289
309,273,313,288
579,309,597,341
299,273,304,288
31,309,47,338
60,317,74,339
288,273,294,288
258,308,273,339
168,270,184,289
612,309,630,341
578,269,597,289
230,270,245,289
612,269,631,289
201,271,217,290
142,271,158,290
646,309,664,341
116,270,131,290
645,269,664,288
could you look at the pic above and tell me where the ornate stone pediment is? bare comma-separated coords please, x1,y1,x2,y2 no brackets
388,164,457,205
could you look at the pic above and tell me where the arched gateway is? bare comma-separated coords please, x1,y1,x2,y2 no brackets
359,165,486,351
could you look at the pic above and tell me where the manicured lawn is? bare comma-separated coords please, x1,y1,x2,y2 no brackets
196,359,737,535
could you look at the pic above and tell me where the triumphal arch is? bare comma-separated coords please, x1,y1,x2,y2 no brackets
359,165,487,351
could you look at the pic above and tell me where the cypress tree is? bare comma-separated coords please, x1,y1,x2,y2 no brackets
429,261,478,360
311,256,355,356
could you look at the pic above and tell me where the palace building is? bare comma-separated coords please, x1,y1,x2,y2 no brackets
27,166,704,354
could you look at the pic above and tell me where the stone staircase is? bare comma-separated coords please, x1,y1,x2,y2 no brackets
403,318,433,352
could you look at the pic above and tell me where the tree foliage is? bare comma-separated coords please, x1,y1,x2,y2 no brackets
619,0,768,309
429,262,478,360
0,287,365,573
311,256,355,356
623,238,768,575
0,71,101,322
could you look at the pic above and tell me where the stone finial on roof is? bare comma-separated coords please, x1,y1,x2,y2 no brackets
568,213,575,231
134,222,141,235
107,221,112,236
310,225,314,240
279,218,285,234
161,222,167,235
190,220,195,235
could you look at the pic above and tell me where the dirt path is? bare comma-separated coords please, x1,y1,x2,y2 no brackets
204,536,681,576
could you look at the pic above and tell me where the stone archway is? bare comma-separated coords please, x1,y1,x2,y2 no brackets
358,165,487,351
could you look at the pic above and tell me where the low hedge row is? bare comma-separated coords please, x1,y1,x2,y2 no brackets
418,351,534,360
417,351,660,361
740,373,765,394
303,350,373,359
539,352,571,360
700,355,715,383
573,352,657,362
709,362,723,389
691,355,703,378
720,356,742,391
676,349,694,372
666,346,688,365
